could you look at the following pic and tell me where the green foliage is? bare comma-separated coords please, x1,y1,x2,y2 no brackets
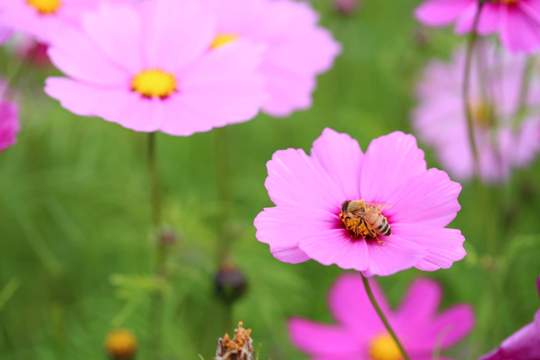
1,0,540,359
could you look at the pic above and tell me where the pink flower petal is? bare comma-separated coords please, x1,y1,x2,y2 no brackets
392,224,466,271
500,5,540,53
386,169,462,227
254,206,333,264
47,26,130,86
360,132,426,204
288,318,361,356
311,128,363,201
396,278,442,326
425,305,475,349
263,148,345,210
328,274,388,337
142,0,215,71
299,229,370,271
363,236,426,276
415,0,471,26
81,2,143,73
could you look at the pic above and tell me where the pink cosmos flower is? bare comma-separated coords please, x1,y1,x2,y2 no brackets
0,83,20,152
0,27,12,44
44,0,265,136
289,274,474,359
415,0,540,53
413,44,540,182
254,128,466,276
211,0,340,117
0,0,121,43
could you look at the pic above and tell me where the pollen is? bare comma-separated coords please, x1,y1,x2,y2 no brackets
27,0,62,14
211,34,239,49
131,69,177,99
369,334,402,360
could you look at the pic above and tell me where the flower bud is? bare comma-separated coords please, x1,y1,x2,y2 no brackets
215,321,254,360
334,0,359,16
105,329,137,360
214,264,248,305
158,228,178,246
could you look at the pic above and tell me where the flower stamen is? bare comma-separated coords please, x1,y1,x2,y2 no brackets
27,0,62,14
131,69,177,99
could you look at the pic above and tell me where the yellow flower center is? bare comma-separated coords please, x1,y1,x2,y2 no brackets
27,0,62,14
210,34,239,49
131,69,177,99
472,102,495,129
369,334,402,360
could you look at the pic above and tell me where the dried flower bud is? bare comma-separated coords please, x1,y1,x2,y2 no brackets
214,264,248,305
158,228,178,246
215,321,254,360
413,27,430,48
105,329,137,360
334,0,359,16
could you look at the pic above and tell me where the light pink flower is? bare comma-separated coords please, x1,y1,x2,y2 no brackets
0,82,20,152
211,0,340,117
0,0,121,43
254,128,465,276
415,0,540,53
0,27,12,44
45,0,265,136
413,44,540,182
289,274,474,359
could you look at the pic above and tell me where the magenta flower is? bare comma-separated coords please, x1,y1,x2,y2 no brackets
415,0,540,53
413,45,540,182
0,27,12,44
254,128,465,276
480,277,540,360
289,274,474,359
44,0,265,136
0,83,20,152
211,0,340,117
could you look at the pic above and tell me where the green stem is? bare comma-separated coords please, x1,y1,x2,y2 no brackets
361,275,411,360
462,0,485,178
147,132,166,358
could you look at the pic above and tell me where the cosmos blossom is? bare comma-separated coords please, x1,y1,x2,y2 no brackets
0,0,122,43
415,0,540,53
413,44,540,182
0,82,20,152
289,274,474,359
210,0,340,117
480,277,540,360
0,27,12,44
254,128,466,276
45,0,265,136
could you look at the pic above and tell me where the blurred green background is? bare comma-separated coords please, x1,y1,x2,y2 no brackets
1,0,540,359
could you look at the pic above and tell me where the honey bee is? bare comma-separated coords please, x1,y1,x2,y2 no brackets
339,200,391,242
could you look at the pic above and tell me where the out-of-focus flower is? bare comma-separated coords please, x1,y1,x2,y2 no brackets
211,0,340,117
214,263,248,304
4,33,51,66
0,27,12,44
254,128,465,276
413,44,540,182
289,274,474,359
334,0,360,16
415,0,540,53
105,329,137,360
0,82,20,153
45,0,265,136
0,0,119,43
480,277,540,360
215,321,254,360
